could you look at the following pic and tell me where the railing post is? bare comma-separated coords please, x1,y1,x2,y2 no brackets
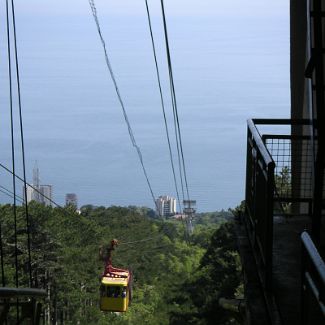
265,161,275,292
245,126,251,217
245,127,252,217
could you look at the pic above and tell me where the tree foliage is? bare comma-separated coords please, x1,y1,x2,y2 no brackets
169,222,243,325
0,204,242,324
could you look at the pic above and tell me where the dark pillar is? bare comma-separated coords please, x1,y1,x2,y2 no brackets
290,0,307,213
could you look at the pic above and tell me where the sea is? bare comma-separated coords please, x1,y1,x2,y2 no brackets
0,1,290,212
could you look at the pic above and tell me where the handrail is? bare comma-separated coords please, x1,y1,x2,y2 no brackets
301,232,325,287
246,119,275,291
0,287,47,298
263,134,312,140
252,118,313,125
247,119,274,167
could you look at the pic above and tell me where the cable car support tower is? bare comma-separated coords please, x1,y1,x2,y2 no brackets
183,200,196,235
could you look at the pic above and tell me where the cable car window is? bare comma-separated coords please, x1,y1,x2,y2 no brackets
122,287,127,298
100,285,106,297
113,286,120,298
107,286,115,297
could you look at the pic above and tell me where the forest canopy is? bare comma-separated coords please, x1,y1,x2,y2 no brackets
0,203,243,324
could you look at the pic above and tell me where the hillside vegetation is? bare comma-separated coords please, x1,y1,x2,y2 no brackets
0,203,242,324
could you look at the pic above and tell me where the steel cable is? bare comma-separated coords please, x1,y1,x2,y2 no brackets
88,0,160,216
160,0,190,201
10,0,33,287
0,185,24,204
6,1,20,321
6,0,19,290
144,0,183,214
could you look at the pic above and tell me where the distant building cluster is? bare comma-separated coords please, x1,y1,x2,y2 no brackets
65,193,78,208
155,195,176,217
23,164,80,211
24,164,53,207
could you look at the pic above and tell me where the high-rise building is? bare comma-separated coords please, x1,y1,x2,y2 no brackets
40,185,53,206
25,185,34,203
65,193,78,208
23,164,53,207
24,184,53,207
155,195,176,217
32,163,40,202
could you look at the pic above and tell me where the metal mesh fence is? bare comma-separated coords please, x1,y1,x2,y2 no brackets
264,136,315,200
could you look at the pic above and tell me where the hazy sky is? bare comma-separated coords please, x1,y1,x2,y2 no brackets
16,0,288,18
0,0,290,210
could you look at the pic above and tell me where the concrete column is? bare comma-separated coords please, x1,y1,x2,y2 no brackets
290,0,308,214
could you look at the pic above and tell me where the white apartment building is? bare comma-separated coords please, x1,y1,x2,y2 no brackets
155,195,176,217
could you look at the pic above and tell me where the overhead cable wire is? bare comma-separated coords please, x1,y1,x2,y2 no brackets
0,167,188,254
6,1,20,321
10,0,33,287
144,0,190,243
6,0,19,291
157,5,185,203
144,0,183,214
119,236,162,246
88,0,160,215
160,0,190,201
119,243,173,255
0,163,139,225
0,169,178,253
172,100,185,201
0,185,24,203
0,162,70,212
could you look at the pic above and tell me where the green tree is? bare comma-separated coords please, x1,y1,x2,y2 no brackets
169,222,243,325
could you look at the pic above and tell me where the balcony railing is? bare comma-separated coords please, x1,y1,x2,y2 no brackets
245,119,275,291
301,232,325,325
245,119,315,287
245,118,325,324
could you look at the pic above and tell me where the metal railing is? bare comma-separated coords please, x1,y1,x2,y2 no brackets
245,119,275,291
254,119,315,216
0,287,46,324
301,232,325,325
245,119,315,291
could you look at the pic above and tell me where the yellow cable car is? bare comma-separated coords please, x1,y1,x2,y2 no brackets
100,269,131,312
99,239,132,312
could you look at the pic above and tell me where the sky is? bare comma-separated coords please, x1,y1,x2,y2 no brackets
0,0,290,211
16,0,288,17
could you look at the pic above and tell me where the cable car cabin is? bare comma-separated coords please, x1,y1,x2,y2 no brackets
100,269,131,312
99,239,132,312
